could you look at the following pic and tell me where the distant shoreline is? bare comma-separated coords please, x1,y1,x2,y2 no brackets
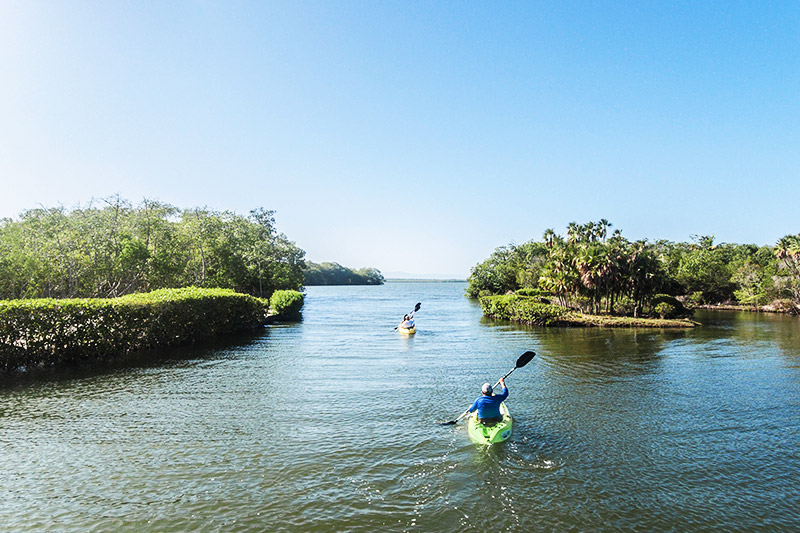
384,278,466,283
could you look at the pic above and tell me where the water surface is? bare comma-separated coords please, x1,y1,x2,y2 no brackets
2,282,799,531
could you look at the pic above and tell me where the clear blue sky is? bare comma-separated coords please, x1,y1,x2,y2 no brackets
1,1,798,278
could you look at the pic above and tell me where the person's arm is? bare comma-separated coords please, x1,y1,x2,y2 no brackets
496,378,509,401
467,398,479,413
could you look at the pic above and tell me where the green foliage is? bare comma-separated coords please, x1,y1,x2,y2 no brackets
466,246,521,297
612,296,635,316
654,302,675,319
731,259,779,306
687,291,705,306
513,241,550,289
0,288,268,373
774,234,800,304
571,295,592,314
649,294,689,318
269,290,304,318
515,288,553,298
0,198,306,300
467,241,549,298
468,220,799,318
479,294,568,326
304,262,384,285
674,236,736,303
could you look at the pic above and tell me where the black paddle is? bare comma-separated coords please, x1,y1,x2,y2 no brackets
394,302,421,330
440,350,536,426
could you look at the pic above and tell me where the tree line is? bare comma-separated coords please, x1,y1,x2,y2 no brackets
0,197,305,300
468,219,800,316
304,262,384,286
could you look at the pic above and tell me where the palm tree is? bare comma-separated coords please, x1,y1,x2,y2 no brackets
775,236,800,276
542,228,556,249
566,222,579,244
775,235,800,305
576,244,610,314
598,219,612,242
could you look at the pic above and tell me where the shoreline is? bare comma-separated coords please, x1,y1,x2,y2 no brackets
694,303,799,315
484,311,699,328
479,294,699,328
384,278,466,283
554,313,699,328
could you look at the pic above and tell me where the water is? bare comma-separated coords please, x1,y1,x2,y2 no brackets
1,281,799,531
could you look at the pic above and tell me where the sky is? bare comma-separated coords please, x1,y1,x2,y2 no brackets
1,1,798,279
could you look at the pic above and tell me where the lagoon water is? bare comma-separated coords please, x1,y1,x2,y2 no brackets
2,281,799,531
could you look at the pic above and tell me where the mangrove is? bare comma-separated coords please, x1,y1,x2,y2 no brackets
0,197,306,300
303,262,384,285
469,220,800,326
0,287,304,374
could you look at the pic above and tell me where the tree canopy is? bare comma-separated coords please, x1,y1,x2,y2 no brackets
467,220,800,315
0,197,305,300
303,262,384,286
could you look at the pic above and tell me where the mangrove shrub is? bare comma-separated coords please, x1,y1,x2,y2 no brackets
0,198,306,300
480,294,568,326
0,287,269,373
304,262,384,285
468,220,800,314
269,290,304,318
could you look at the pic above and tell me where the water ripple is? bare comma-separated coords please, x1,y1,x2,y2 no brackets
1,284,799,531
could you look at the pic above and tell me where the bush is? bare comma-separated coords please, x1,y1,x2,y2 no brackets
466,246,520,298
269,290,304,318
654,302,674,319
0,288,269,373
479,294,568,326
515,288,553,303
613,296,635,316
572,295,592,314
687,291,705,306
651,294,685,309
650,294,690,318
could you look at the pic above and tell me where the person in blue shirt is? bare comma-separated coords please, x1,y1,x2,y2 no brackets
467,377,508,426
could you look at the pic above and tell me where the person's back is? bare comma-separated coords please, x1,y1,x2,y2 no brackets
468,378,508,425
399,313,415,329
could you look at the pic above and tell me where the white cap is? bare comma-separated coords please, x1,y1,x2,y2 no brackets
481,383,493,395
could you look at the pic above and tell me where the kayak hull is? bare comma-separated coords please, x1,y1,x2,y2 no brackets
398,326,416,335
467,402,512,444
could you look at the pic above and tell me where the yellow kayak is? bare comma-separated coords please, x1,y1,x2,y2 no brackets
398,326,416,335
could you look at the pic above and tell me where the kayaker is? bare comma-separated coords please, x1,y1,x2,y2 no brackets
467,378,508,426
399,313,415,329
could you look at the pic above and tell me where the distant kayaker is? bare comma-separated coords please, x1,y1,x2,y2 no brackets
399,313,415,329
467,378,508,426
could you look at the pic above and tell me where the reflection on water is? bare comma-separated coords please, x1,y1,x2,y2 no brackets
1,282,799,531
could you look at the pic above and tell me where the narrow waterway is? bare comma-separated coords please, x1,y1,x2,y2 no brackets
2,282,799,531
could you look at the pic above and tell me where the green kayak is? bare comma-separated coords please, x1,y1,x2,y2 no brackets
467,401,512,444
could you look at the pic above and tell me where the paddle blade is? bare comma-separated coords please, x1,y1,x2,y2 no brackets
414,302,421,312
515,350,536,369
440,420,457,426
